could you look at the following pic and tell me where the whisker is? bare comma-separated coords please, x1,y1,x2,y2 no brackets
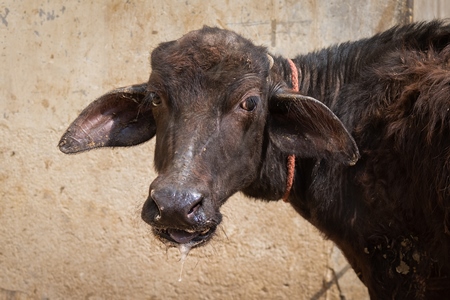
220,225,230,242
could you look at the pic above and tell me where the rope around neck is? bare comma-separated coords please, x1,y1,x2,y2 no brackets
281,59,299,202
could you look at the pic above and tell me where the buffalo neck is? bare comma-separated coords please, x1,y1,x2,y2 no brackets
293,39,389,110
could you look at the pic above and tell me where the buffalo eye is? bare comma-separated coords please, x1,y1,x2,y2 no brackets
150,92,161,107
240,96,259,111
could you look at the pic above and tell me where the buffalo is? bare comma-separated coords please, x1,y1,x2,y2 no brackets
59,20,450,298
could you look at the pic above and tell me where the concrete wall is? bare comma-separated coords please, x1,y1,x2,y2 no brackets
1,1,410,299
414,0,450,21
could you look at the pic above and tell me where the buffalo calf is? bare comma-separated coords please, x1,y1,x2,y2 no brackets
59,21,450,299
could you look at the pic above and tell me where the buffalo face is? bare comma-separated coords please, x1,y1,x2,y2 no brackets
140,28,272,247
59,26,358,248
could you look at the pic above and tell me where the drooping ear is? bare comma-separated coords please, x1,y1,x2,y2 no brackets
58,83,156,154
268,91,360,166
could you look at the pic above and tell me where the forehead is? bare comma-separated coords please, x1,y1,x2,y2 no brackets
150,27,269,83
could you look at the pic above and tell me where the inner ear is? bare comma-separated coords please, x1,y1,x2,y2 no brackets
269,91,360,166
59,83,156,154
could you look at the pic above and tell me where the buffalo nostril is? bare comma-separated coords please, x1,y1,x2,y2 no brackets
187,194,203,218
150,189,163,220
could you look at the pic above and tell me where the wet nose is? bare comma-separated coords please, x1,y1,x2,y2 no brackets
142,187,206,227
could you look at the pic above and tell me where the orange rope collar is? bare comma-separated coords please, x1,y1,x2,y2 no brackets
282,59,299,202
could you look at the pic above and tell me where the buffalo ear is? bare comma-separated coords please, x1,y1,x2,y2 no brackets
58,83,156,154
268,91,360,166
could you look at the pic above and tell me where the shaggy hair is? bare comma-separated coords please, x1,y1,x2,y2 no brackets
290,21,450,298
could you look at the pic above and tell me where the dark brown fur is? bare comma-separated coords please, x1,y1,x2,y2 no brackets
290,21,450,299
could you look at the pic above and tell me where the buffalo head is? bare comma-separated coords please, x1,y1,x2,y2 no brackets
59,26,358,249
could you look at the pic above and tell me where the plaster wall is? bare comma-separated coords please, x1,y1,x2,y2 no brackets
414,0,450,21
1,1,410,299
